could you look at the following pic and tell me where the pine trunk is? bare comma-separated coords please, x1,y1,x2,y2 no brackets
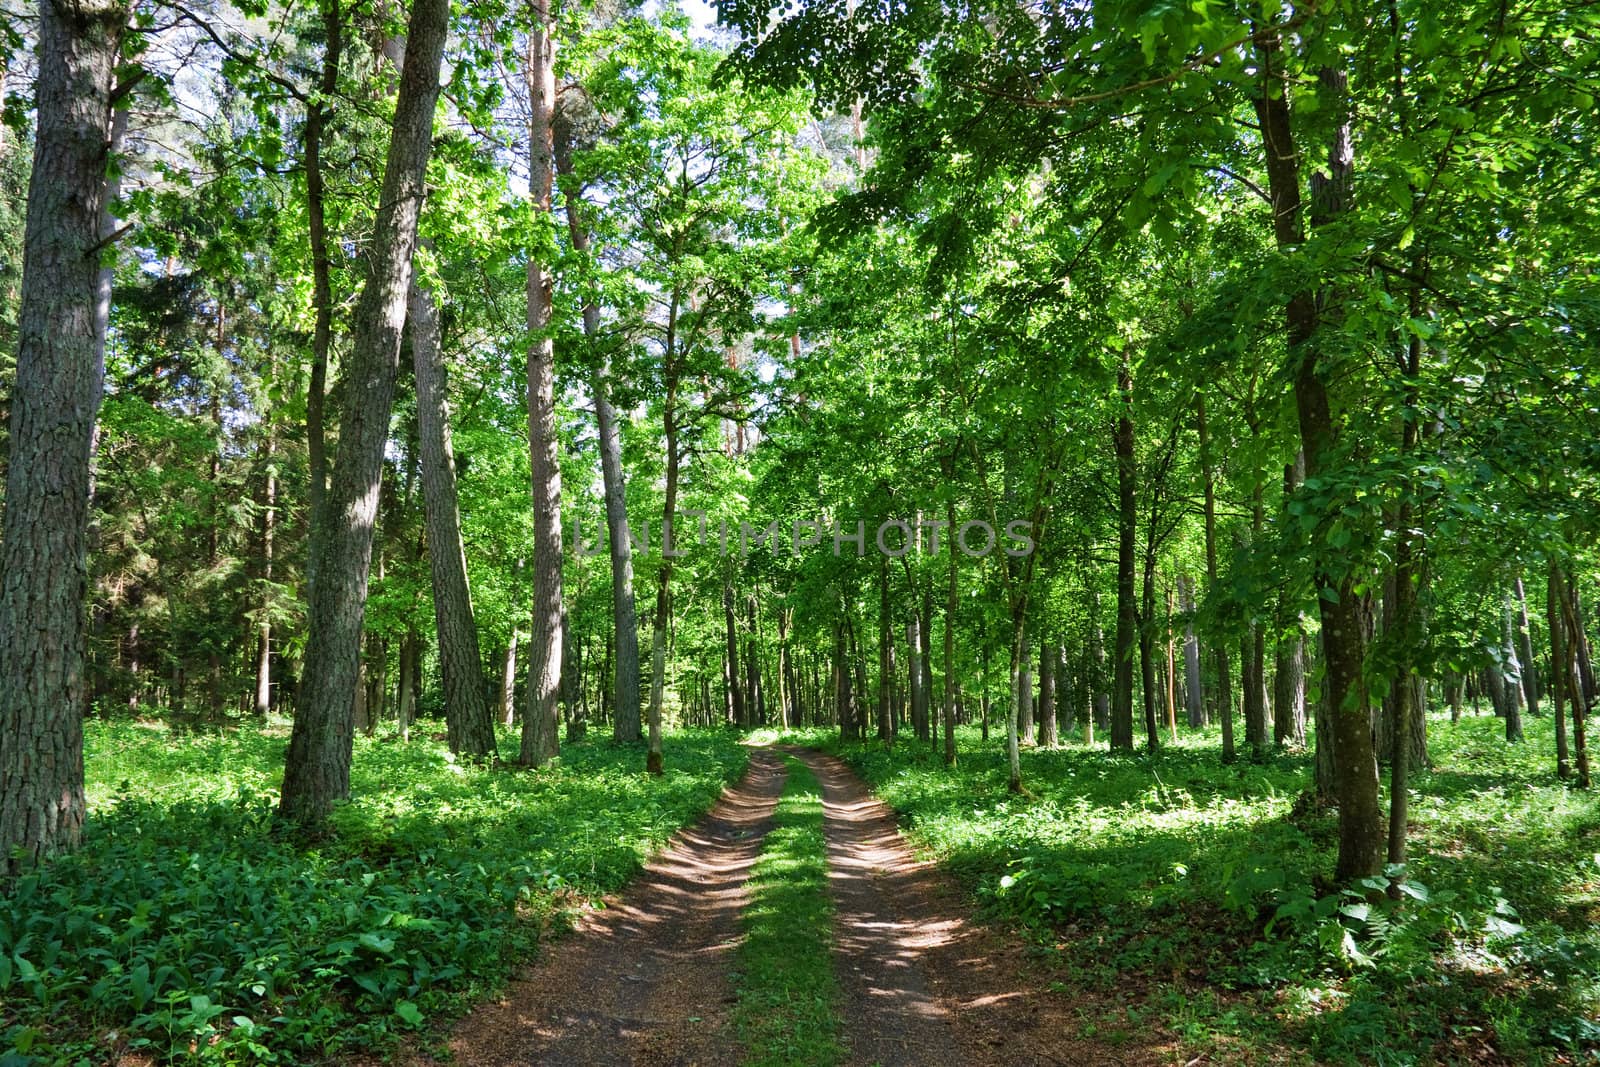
520,3,564,767
0,0,125,867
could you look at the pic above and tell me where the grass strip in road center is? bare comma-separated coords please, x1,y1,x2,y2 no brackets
732,754,842,1067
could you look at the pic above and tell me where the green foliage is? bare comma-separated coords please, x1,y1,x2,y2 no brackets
733,757,841,1067
0,719,748,1064
816,717,1600,1065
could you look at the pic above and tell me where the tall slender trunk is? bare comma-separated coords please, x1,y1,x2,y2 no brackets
1273,456,1307,746
943,493,958,765
1242,486,1268,757
723,573,744,726
255,431,277,716
1140,545,1161,753
1112,354,1138,750
0,0,126,867
569,193,640,742
1018,633,1034,745
1549,563,1571,778
647,385,679,773
1555,567,1590,787
1038,632,1056,747
499,630,518,726
1502,592,1525,742
877,558,893,739
279,0,448,826
305,0,343,543
908,607,934,742
1180,574,1204,727
410,270,495,758
1254,41,1383,879
1387,326,1424,875
1197,394,1233,760
1514,575,1540,715
520,4,563,766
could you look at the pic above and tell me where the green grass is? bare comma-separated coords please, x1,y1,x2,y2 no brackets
804,712,1600,1066
1,716,749,1065
733,756,842,1067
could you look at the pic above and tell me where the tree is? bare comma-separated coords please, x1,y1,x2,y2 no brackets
409,264,496,758
0,0,129,868
280,0,449,826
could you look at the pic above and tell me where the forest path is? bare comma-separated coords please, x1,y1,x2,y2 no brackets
408,747,787,1066
785,746,1172,1067
401,745,1175,1066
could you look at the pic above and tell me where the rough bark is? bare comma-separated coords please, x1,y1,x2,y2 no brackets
0,0,126,867
410,271,496,758
520,3,563,767
305,0,343,541
279,0,447,826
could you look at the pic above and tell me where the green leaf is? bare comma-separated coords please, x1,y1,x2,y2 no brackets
395,1000,425,1027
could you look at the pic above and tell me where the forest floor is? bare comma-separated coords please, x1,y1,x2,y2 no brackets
403,745,1178,1067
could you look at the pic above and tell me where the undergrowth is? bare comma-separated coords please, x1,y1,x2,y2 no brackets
733,755,841,1067
0,716,748,1065
806,713,1600,1066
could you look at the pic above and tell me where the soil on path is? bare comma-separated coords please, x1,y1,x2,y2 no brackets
408,748,787,1067
787,746,1176,1067
402,745,1176,1067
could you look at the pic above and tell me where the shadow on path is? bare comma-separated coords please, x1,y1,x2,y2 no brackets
421,749,787,1066
788,746,1175,1067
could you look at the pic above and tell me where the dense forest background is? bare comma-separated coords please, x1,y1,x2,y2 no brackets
1,0,1598,1061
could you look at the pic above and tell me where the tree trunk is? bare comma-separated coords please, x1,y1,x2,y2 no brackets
1253,43,1383,879
304,0,343,549
1181,574,1205,728
724,574,744,727
1038,636,1057,747
499,631,518,726
1112,354,1138,751
1549,563,1571,778
1019,633,1034,745
1273,458,1307,747
907,612,926,741
279,0,447,826
566,189,640,742
520,4,564,766
0,0,125,867
255,432,277,716
1197,394,1233,761
1502,591,1525,742
877,559,893,739
943,493,958,765
1242,497,1268,758
1514,574,1540,715
410,273,496,758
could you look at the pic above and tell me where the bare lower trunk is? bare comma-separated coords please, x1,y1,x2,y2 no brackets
520,7,562,767
1111,355,1137,750
411,272,495,759
0,0,125,867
